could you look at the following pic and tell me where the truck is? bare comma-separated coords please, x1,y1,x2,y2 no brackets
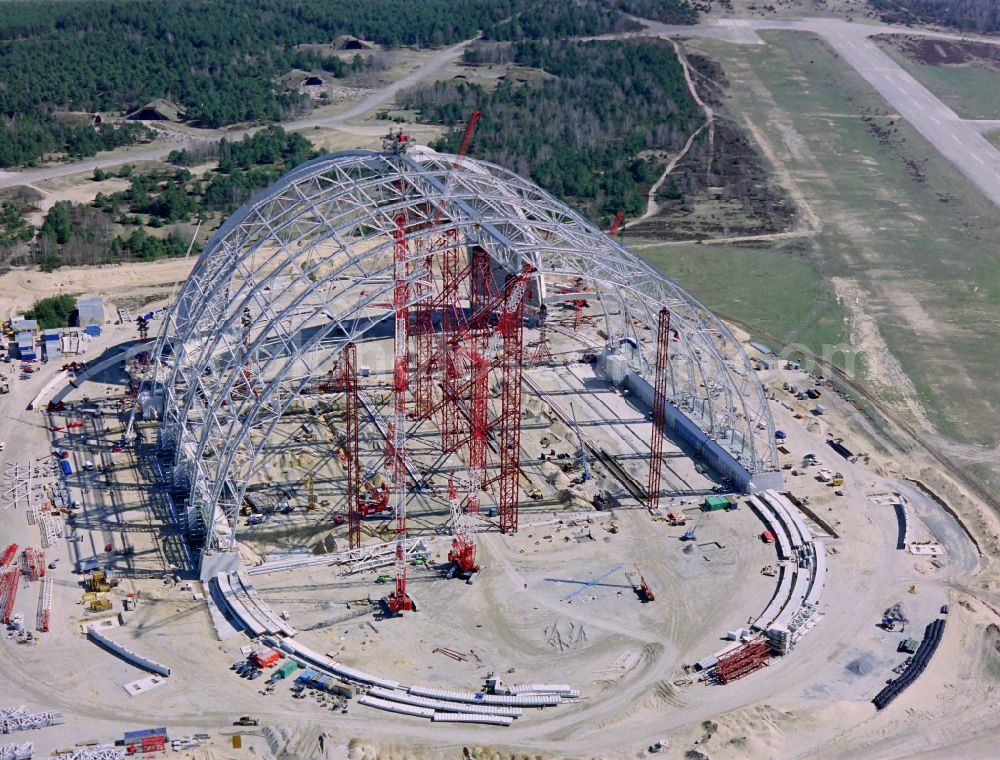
233,716,259,727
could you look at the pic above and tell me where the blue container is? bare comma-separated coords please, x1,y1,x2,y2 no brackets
60,459,73,476
124,728,167,742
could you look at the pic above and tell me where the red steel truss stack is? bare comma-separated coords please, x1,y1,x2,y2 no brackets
714,640,771,684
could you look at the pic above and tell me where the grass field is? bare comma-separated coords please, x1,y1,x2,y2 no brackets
671,31,1000,458
634,238,850,368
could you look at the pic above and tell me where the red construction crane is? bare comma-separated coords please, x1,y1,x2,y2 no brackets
456,110,482,159
387,214,415,614
413,110,483,425
530,303,554,365
447,477,479,575
609,211,624,236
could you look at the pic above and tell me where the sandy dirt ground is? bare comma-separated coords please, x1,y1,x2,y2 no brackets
0,258,195,319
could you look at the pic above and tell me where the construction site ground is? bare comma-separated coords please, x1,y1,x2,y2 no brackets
0,308,987,758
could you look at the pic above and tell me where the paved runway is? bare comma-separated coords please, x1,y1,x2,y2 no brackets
640,16,1000,210
784,20,1000,210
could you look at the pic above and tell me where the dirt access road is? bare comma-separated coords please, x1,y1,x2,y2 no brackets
0,37,472,190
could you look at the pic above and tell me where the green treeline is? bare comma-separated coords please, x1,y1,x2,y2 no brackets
0,0,532,167
404,39,701,222
869,0,1000,32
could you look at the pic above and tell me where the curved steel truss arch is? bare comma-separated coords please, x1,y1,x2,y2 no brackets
155,148,778,550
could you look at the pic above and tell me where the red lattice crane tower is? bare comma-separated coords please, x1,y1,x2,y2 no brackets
414,110,482,433
340,342,362,550
647,307,673,513
387,215,415,614
495,270,531,534
609,211,624,237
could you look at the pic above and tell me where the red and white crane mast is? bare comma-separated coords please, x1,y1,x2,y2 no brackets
387,214,415,613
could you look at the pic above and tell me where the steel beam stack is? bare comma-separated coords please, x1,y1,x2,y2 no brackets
21,549,44,582
0,571,18,625
646,308,672,513
713,640,771,684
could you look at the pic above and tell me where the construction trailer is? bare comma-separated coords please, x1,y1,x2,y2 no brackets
251,648,281,668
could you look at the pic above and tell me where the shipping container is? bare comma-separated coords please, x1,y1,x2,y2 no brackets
702,495,730,511
60,459,73,476
275,659,300,679
124,728,168,743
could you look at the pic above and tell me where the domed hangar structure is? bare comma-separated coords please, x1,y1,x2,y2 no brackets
151,138,780,576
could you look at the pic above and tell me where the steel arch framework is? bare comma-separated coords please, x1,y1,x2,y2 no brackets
153,148,778,551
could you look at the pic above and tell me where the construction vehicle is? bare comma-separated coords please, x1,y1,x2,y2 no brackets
359,472,390,516
666,512,687,526
87,570,118,593
680,513,703,542
89,598,112,612
447,478,480,577
637,576,655,602
233,716,259,727
375,574,391,584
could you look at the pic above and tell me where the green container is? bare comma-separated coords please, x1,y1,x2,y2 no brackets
276,659,300,678
703,495,730,511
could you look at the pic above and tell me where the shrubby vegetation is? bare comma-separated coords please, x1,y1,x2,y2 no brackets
24,294,77,329
405,39,701,222
33,127,315,271
869,0,1000,32
0,203,34,248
